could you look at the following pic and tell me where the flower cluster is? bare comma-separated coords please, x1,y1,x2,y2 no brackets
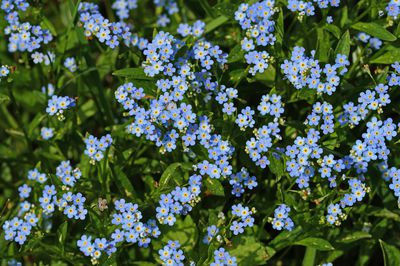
3,213,38,245
142,31,226,77
326,203,343,225
285,129,320,188
380,165,400,201
4,0,400,263
349,118,397,173
257,94,284,118
77,235,112,260
153,0,178,27
281,47,349,95
58,192,88,220
31,51,55,65
245,94,284,168
193,38,228,68
38,185,88,220
78,2,146,50
112,0,138,21
115,29,230,162
287,0,340,16
151,117,235,226
211,248,237,266
234,1,276,75
357,32,382,50
203,225,220,244
388,62,400,86
27,168,47,183
214,85,238,115
156,174,202,226
158,240,185,266
229,168,258,197
322,115,398,224
0,65,10,81
64,57,77,72
177,20,205,37
56,160,82,187
339,84,392,127
78,199,160,260
114,82,145,117
305,102,334,135
45,95,76,119
4,158,90,246
272,204,294,231
229,204,254,235
235,107,255,130
7,259,22,266
326,178,368,225
84,134,113,163
2,0,53,54
42,83,55,96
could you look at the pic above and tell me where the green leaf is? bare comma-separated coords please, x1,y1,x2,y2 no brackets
162,215,198,252
57,221,68,246
41,16,58,36
202,241,221,265
131,262,158,266
316,28,330,62
369,47,400,64
126,79,157,96
199,0,215,18
294,237,335,251
28,114,46,138
357,241,375,266
227,44,245,63
153,28,158,39
228,236,273,264
368,208,400,222
214,2,237,17
351,22,396,41
269,226,303,250
395,21,400,37
275,8,284,47
113,68,153,80
0,94,10,104
380,240,400,266
83,54,114,123
57,221,68,256
205,178,224,196
335,30,351,57
302,247,316,266
70,0,82,22
159,162,184,187
250,65,276,86
204,15,229,34
112,166,137,198
324,24,341,39
339,6,348,28
101,255,117,266
288,89,316,104
268,153,284,178
229,68,248,84
77,99,96,125
337,231,372,243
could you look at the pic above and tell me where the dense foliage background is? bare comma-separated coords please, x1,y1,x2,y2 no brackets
2,0,400,265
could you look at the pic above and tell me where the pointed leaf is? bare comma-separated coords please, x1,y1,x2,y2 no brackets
351,22,396,41
294,237,334,251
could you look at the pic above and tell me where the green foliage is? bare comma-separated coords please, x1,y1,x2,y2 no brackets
1,0,400,265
